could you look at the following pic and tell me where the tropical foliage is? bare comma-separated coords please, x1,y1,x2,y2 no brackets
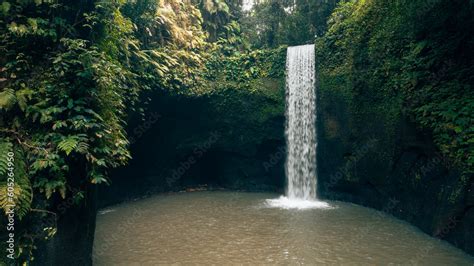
0,0,207,261
1,0,472,263
242,0,339,47
316,0,474,175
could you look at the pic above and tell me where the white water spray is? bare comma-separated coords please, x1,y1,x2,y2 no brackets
266,44,330,210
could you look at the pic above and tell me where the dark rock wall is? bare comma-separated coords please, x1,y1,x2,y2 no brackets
99,79,286,207
34,184,97,266
316,84,474,256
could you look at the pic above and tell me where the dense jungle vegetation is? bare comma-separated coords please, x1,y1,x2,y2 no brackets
317,0,474,178
0,0,473,263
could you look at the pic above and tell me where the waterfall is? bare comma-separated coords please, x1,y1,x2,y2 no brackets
285,44,317,200
266,44,330,209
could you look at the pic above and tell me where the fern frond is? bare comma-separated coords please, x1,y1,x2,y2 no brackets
0,146,32,220
57,136,78,155
0,139,13,175
57,134,89,155
15,88,34,111
75,141,89,154
0,180,32,219
0,88,17,110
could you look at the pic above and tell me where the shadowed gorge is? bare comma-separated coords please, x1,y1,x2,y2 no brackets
0,0,473,264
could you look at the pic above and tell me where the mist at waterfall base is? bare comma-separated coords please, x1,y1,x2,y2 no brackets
265,44,331,210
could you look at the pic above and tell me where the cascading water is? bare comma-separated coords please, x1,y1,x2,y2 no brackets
285,44,317,200
266,44,330,209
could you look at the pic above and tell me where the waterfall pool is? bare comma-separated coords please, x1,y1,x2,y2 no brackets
93,192,473,265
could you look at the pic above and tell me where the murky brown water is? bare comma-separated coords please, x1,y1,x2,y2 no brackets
93,192,473,265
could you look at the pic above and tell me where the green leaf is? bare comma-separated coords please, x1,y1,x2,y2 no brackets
67,99,74,109
0,89,16,110
15,88,33,112
91,174,108,184
1,2,10,15
57,136,79,155
0,146,32,219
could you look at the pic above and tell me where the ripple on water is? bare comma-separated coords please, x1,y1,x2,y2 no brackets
97,208,115,215
94,192,474,265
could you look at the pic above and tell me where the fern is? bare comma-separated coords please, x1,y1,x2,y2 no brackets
75,140,90,154
15,88,34,112
57,137,78,155
0,144,32,220
0,139,13,175
0,88,16,110
0,180,32,219
57,134,88,155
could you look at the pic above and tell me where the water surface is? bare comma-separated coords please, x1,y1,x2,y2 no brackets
94,192,473,265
